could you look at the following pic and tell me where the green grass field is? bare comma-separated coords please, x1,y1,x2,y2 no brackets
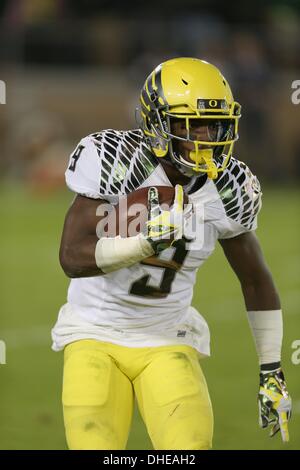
0,182,299,450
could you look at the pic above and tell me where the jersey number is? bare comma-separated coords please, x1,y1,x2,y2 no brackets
129,241,188,299
68,145,85,172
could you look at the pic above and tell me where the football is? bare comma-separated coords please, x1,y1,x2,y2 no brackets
97,186,187,238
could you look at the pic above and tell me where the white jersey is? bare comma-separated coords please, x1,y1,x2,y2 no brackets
52,129,262,355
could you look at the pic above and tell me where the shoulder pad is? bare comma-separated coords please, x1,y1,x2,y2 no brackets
214,157,262,230
90,129,158,196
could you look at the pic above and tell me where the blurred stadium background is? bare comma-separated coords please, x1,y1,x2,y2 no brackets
0,0,299,450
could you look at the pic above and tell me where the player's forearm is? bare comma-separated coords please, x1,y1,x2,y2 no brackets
241,273,283,368
60,235,104,278
241,275,281,311
247,309,283,367
60,234,155,278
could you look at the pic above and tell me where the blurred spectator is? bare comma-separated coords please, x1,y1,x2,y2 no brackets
7,109,71,193
3,0,64,27
230,31,271,176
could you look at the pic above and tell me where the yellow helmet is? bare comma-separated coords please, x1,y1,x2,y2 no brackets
139,57,241,179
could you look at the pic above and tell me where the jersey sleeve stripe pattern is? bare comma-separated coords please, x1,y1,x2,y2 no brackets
214,156,262,230
90,129,158,196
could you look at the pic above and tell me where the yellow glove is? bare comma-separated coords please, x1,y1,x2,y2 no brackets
146,185,185,253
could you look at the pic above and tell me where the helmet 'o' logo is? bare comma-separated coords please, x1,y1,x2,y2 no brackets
209,99,218,108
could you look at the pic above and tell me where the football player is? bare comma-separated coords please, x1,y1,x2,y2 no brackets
52,58,291,450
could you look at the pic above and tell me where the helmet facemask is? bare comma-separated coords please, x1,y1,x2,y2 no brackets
167,114,238,178
141,101,240,179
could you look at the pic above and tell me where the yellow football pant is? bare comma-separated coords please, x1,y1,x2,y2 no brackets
63,340,213,450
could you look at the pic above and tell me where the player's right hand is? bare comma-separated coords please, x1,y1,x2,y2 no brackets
258,368,292,442
145,185,186,253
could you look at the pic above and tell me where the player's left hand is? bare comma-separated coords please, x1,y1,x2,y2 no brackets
258,368,292,442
